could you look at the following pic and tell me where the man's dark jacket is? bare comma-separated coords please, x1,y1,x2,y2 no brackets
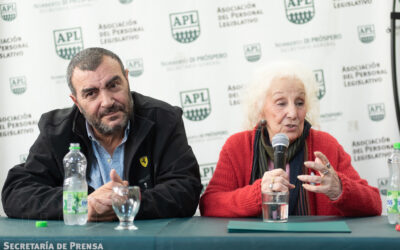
2,92,202,220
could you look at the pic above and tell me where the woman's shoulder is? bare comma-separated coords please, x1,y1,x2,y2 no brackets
219,130,255,163
309,128,341,149
223,130,255,149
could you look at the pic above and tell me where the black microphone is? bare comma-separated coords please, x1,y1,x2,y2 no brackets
271,133,289,170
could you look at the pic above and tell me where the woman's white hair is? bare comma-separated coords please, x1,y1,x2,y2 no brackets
242,61,320,130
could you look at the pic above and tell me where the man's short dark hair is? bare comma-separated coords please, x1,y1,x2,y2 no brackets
67,47,125,96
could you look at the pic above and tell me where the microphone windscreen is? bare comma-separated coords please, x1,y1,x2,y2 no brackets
271,133,289,148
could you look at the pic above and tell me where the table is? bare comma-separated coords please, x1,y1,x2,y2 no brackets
0,216,399,250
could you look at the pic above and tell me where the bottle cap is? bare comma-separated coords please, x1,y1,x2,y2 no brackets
394,143,400,149
69,143,81,150
35,221,48,228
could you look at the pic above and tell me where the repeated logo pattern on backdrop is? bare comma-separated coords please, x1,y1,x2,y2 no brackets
200,162,216,194
313,69,326,100
0,2,16,22
368,103,385,122
53,27,84,60
358,24,375,43
9,76,27,95
180,89,211,121
170,11,200,43
284,0,315,24
243,43,262,62
126,58,143,77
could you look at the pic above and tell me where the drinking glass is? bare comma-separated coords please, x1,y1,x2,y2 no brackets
112,186,141,230
261,191,289,222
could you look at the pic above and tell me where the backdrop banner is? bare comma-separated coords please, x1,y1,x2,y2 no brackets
0,0,398,216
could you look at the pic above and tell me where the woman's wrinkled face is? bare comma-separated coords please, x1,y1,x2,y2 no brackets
262,77,307,143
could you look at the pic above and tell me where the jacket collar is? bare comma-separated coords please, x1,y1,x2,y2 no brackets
123,112,154,179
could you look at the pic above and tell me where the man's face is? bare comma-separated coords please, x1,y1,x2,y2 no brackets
70,56,133,136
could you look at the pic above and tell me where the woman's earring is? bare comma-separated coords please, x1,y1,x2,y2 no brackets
260,120,266,126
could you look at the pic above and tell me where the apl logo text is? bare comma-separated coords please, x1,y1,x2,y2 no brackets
0,3,17,21
368,103,385,121
284,0,315,24
53,27,84,60
180,89,211,121
358,24,375,43
244,43,261,62
170,11,200,43
126,58,143,77
199,162,216,194
9,76,27,95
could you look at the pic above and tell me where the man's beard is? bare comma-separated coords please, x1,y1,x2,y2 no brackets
81,97,133,136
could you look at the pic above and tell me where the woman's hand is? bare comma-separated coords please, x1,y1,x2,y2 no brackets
261,168,295,193
298,151,342,200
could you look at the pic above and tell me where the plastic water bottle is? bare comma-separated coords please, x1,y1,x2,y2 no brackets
387,142,400,224
63,143,88,225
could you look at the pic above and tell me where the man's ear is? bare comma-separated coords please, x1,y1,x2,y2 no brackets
125,69,132,90
69,94,82,112
125,69,129,80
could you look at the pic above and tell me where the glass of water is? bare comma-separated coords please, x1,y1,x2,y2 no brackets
261,191,289,222
112,186,141,230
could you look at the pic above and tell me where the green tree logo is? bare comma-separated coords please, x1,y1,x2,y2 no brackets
53,27,84,60
0,3,16,21
170,11,200,43
284,0,315,24
244,43,262,62
180,89,211,121
358,25,375,43
313,69,325,100
126,58,144,77
9,76,27,95
368,103,385,121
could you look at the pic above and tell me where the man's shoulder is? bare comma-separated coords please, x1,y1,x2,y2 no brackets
39,106,78,132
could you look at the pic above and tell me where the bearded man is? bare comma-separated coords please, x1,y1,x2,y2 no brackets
2,47,202,221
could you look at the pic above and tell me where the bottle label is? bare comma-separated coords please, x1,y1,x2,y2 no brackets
63,191,88,215
387,190,399,214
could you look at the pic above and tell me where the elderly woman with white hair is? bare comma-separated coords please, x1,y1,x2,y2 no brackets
200,61,381,217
